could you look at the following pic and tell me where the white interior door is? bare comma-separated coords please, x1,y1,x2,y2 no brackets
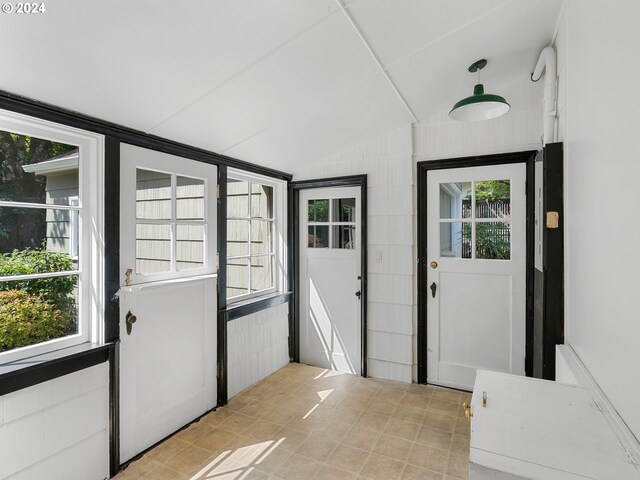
119,144,217,463
426,163,526,390
299,186,362,375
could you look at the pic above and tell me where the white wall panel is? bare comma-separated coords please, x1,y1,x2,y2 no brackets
368,359,412,384
560,0,640,441
227,302,290,399
294,76,543,384
0,363,109,480
293,125,415,382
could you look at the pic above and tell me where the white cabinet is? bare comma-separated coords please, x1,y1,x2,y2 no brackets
469,369,640,479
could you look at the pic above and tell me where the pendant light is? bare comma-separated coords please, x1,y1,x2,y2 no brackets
449,59,510,121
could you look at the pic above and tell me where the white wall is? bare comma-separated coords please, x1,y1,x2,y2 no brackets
0,363,109,480
559,0,640,440
294,126,415,382
227,302,290,398
293,76,543,383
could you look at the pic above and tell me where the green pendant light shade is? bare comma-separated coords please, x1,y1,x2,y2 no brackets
449,59,510,121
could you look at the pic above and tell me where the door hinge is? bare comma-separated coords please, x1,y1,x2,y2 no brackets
216,184,220,199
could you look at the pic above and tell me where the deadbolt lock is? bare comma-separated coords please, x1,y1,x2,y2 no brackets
125,310,137,335
430,261,438,269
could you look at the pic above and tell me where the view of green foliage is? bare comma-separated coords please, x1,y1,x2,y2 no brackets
473,179,510,202
0,131,75,244
0,290,75,352
0,249,77,309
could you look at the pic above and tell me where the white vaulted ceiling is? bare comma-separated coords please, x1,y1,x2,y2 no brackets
0,0,562,172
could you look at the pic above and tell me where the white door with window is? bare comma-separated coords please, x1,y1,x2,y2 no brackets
299,187,361,375
119,144,217,462
427,163,526,390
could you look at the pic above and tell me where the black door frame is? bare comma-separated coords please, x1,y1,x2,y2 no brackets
289,175,368,377
417,151,537,384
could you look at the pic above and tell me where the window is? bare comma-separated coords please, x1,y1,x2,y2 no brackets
307,198,356,249
439,179,511,260
0,110,104,364
226,170,285,302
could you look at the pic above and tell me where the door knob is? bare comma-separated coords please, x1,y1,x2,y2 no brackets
125,310,137,335
430,282,437,298
355,290,361,299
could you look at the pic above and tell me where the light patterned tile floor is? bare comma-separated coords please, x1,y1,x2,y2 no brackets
114,363,472,480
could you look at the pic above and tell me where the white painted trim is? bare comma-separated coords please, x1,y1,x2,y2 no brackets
0,108,105,363
227,168,287,304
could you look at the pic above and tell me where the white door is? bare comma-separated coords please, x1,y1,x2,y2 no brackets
299,187,362,375
426,163,526,390
119,144,217,463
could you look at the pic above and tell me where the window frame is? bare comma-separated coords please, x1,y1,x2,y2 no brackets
120,144,217,285
226,168,286,304
0,109,105,365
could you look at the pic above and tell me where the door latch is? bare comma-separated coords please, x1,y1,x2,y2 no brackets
430,282,437,298
125,268,133,287
125,310,137,335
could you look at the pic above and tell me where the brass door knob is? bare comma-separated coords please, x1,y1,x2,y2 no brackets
430,261,438,269
463,402,473,419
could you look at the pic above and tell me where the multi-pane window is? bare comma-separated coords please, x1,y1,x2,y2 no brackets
307,197,356,249
0,113,103,363
134,168,207,275
227,178,275,301
439,179,511,260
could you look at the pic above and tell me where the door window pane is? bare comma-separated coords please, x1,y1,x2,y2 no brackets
135,223,171,274
176,176,205,220
136,169,171,220
440,222,471,258
308,199,329,222
332,225,355,249
176,224,204,270
440,182,472,219
227,179,249,218
332,198,356,222
227,258,249,298
476,222,511,259
475,180,510,219
308,226,329,248
251,256,273,292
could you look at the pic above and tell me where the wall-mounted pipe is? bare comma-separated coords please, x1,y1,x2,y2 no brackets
531,46,557,145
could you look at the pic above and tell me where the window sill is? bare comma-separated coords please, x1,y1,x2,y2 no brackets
226,291,292,321
0,341,115,396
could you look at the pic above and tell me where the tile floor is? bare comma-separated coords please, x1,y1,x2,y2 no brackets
115,363,472,480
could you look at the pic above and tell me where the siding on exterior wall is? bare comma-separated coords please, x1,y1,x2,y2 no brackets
292,76,543,383
227,302,290,398
0,363,109,480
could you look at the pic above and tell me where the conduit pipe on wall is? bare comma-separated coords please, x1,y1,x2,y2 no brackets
532,46,558,145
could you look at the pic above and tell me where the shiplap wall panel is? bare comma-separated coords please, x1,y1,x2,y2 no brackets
293,77,543,383
227,302,290,398
0,363,109,480
293,125,415,382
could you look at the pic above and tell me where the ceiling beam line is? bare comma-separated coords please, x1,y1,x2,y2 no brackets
335,0,418,124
